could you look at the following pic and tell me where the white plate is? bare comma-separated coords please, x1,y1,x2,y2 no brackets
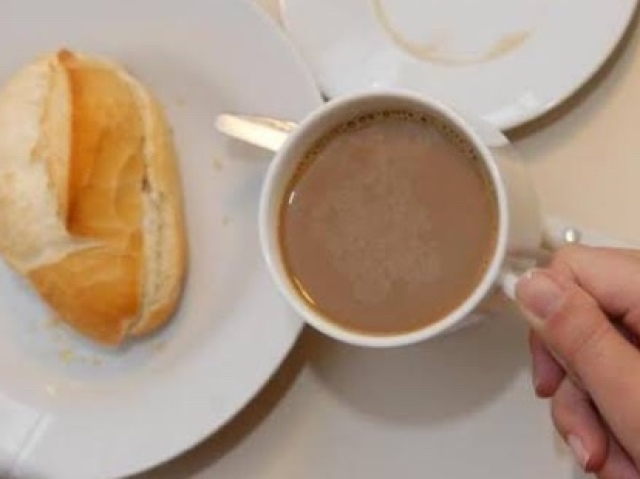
0,1,321,477
281,0,637,129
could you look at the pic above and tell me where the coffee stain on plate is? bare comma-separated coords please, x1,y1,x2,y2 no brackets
372,0,531,66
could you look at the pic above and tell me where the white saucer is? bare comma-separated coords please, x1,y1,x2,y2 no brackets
281,0,637,129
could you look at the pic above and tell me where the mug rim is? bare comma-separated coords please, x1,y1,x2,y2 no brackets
259,89,510,348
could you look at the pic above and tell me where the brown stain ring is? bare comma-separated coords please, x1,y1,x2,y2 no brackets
372,0,532,66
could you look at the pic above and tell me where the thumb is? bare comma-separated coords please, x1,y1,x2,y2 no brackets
517,270,640,456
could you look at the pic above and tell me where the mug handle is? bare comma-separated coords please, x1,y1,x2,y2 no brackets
500,216,640,300
460,115,640,300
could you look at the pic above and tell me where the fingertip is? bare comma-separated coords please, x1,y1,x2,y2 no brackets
516,269,568,333
552,380,609,472
584,435,609,473
529,331,565,398
567,435,591,471
597,435,640,479
565,431,608,474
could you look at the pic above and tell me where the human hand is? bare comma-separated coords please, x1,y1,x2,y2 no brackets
516,245,640,479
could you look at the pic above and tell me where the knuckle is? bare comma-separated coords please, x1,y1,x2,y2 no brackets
567,320,611,370
543,287,582,331
550,244,591,280
552,244,583,268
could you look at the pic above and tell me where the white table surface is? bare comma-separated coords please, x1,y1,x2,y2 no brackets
135,1,640,478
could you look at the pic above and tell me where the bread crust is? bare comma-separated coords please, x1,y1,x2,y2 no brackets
0,50,187,345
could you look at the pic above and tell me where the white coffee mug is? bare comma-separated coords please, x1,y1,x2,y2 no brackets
253,90,550,347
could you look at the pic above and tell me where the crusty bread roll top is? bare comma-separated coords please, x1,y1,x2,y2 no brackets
0,49,187,345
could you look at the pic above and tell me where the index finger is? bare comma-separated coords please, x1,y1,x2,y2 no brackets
550,245,640,322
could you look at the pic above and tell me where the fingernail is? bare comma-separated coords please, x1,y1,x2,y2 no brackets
567,435,590,470
516,271,564,323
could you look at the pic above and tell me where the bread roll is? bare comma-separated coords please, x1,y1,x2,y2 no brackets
0,49,187,345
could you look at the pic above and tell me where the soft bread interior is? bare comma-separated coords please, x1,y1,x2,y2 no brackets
0,53,86,273
0,50,186,345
